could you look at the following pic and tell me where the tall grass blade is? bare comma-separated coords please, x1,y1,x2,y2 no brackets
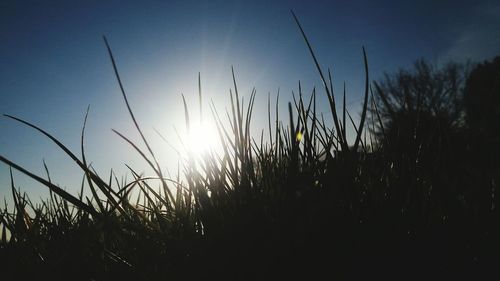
103,36,172,210
182,94,190,133
291,10,345,151
80,105,105,213
0,156,97,216
112,129,175,210
353,47,370,152
199,72,203,123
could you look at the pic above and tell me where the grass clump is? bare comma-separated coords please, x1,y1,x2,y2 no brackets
1,12,499,280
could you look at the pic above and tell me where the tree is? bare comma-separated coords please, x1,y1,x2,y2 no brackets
370,59,472,218
464,56,500,142
463,56,500,210
371,59,473,160
372,59,469,141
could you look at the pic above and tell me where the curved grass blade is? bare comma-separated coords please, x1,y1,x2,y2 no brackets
3,114,112,194
80,105,105,213
112,129,175,210
103,36,172,211
3,114,125,216
291,10,346,151
353,47,370,152
0,155,97,216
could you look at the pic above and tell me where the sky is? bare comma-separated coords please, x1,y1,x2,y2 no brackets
1,0,499,202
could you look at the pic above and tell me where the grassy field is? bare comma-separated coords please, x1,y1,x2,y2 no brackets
1,13,499,280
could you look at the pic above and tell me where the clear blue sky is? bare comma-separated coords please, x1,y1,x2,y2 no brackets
1,0,499,201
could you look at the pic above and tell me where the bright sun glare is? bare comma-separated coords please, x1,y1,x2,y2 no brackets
186,121,220,155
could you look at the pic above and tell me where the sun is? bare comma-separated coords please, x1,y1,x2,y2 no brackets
186,121,220,155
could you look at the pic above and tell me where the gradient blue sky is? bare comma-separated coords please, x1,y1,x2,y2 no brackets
1,0,499,201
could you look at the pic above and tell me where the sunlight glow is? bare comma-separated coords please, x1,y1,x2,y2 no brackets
186,121,220,155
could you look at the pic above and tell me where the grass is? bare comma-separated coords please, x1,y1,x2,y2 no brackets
1,11,499,280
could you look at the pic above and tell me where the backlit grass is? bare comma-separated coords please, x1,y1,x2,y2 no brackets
1,12,498,280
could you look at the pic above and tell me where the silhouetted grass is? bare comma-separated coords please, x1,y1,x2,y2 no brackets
1,12,499,280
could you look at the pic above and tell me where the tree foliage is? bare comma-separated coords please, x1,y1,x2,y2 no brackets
372,59,469,140
464,56,500,139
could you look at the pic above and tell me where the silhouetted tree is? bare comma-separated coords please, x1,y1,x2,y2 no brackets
463,56,500,213
464,56,500,143
371,59,470,172
372,59,468,139
371,59,472,221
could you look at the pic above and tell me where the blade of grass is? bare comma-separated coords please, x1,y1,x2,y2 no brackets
103,36,173,213
80,105,105,213
291,10,346,151
353,47,370,152
0,156,97,216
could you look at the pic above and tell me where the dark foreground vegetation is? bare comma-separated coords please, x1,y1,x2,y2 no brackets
1,14,499,280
